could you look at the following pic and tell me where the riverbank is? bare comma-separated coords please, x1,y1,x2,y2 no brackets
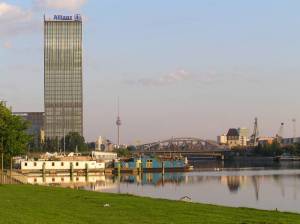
0,185,299,223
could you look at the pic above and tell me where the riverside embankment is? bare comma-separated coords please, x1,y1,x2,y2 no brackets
0,184,299,224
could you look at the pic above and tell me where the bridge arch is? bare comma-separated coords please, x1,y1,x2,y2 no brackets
136,137,226,152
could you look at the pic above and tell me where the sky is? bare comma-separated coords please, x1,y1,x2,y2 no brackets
1,0,300,144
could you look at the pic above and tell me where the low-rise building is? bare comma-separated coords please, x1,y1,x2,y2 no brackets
96,136,113,151
217,134,227,145
258,137,275,146
91,151,117,162
281,137,300,145
238,128,249,147
226,128,240,149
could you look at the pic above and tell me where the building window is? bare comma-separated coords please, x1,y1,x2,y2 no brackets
61,177,64,182
25,162,27,166
76,162,79,166
61,162,64,166
52,162,55,166
52,178,55,182
34,162,37,166
34,178,37,183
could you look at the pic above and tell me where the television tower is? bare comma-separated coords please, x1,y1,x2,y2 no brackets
116,98,121,146
250,117,259,147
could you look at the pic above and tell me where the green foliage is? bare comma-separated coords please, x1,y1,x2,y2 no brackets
34,132,88,152
0,185,300,224
43,137,60,152
62,132,87,152
127,145,137,151
253,142,279,156
252,141,300,157
86,142,96,151
0,103,31,166
114,147,132,157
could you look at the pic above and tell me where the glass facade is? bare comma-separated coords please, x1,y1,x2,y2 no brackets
44,19,83,140
13,112,45,147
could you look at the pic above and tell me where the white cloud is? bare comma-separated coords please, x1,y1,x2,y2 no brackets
0,2,31,24
0,2,35,37
3,40,12,49
124,69,192,87
35,0,87,11
123,69,260,87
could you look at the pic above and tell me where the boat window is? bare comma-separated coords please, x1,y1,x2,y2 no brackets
61,162,64,166
76,162,79,166
24,162,27,166
76,177,79,181
34,162,37,166
52,162,55,166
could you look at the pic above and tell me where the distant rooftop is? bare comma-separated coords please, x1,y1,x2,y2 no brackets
227,128,239,137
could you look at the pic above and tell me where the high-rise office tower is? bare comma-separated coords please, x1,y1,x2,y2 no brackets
44,14,83,140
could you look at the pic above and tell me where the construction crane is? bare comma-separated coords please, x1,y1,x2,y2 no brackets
250,117,259,147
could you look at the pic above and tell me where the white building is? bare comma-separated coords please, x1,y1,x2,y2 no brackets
238,128,249,146
217,134,227,145
91,151,117,162
96,136,112,151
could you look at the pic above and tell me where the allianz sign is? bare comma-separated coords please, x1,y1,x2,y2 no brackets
53,14,81,21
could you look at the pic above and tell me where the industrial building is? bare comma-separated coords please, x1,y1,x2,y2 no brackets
281,137,300,145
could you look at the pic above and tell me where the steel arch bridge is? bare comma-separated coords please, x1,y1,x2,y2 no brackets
136,137,227,152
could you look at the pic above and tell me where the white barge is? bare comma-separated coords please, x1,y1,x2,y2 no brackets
20,160,105,174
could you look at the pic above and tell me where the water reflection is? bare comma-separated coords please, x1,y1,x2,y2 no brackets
24,174,117,190
18,168,300,213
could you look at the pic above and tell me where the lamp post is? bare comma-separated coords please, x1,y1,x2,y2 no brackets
1,137,3,183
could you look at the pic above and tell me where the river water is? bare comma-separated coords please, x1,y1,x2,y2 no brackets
20,161,300,213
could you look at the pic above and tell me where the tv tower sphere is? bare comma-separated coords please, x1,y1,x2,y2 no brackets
116,116,121,126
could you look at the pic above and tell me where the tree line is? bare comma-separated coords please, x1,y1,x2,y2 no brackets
0,102,30,167
40,132,88,152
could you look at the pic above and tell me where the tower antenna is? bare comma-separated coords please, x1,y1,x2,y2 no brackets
250,117,259,147
116,97,121,147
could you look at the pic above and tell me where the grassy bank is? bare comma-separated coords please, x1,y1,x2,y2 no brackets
0,185,299,224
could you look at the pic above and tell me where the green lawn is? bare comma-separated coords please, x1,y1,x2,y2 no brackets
0,184,299,224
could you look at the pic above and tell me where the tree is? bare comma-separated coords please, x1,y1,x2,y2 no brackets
127,145,137,151
86,142,96,151
114,147,132,157
0,103,31,167
62,132,87,152
43,137,59,152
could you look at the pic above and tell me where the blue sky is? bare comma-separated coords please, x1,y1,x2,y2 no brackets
1,0,300,144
